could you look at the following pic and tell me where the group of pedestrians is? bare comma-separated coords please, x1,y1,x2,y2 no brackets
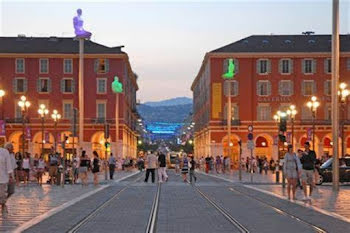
197,155,231,174
283,141,317,201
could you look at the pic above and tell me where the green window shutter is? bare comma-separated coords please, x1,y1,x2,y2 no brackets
312,59,316,74
72,79,76,93
256,81,260,95
105,59,110,73
302,81,305,96
234,59,239,74
256,60,260,74
347,58,350,70
278,59,283,74
267,59,271,73
223,81,228,96
267,81,272,96
13,79,17,93
324,80,328,95
48,79,52,93
324,59,328,74
223,59,229,74
23,79,28,92
312,81,317,94
289,59,293,74
94,59,99,73
290,81,294,96
234,81,239,96
36,79,41,92
279,81,283,95
60,79,65,93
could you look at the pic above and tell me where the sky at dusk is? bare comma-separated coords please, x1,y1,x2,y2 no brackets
0,0,349,102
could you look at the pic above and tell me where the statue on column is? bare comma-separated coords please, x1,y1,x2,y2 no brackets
73,9,92,39
112,76,123,93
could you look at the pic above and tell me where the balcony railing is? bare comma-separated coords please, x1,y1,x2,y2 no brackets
5,118,29,123
221,119,241,126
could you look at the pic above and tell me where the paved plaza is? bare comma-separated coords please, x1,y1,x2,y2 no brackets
5,170,348,233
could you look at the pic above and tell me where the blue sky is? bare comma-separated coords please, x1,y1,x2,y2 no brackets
0,0,349,102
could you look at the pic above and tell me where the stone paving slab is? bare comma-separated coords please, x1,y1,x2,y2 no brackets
0,171,138,233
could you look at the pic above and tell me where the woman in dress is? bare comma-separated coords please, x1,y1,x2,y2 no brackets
92,151,100,186
181,154,189,182
283,145,302,200
79,151,89,186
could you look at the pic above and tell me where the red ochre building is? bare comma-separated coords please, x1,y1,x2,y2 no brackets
191,34,350,164
0,36,138,159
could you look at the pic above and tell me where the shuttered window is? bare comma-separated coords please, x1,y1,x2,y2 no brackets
223,58,239,74
94,59,110,74
278,80,293,96
257,105,271,121
279,59,292,74
324,80,331,96
223,80,239,96
13,78,27,93
39,59,49,73
96,102,106,119
324,58,331,74
37,78,51,93
97,78,107,94
302,80,316,96
347,58,350,71
257,59,270,74
223,104,239,120
64,59,73,74
302,59,316,74
301,106,312,120
61,78,75,93
63,102,73,119
256,80,271,96
16,59,25,73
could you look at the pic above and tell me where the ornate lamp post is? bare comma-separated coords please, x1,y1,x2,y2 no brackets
287,105,297,148
18,96,30,156
307,96,320,150
38,104,49,157
338,82,350,157
0,89,5,120
51,110,61,153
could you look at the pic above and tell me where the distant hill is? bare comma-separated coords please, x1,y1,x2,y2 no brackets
137,103,192,123
143,97,192,107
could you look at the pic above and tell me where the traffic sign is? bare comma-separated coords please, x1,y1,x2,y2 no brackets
247,140,255,150
248,133,253,140
248,125,253,132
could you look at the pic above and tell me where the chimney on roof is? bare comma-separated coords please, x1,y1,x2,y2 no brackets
48,36,58,42
302,31,315,35
17,34,26,38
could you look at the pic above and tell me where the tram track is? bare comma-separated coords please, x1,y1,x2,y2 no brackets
228,187,327,233
67,172,161,233
191,183,250,233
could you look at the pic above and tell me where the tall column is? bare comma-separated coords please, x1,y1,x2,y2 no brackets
332,0,340,191
115,93,119,157
78,38,84,148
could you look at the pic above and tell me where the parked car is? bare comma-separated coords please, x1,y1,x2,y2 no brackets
317,157,350,185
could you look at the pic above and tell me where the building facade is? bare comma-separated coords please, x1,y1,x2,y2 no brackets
191,34,350,164
0,36,138,159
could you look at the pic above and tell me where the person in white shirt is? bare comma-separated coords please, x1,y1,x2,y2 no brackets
22,154,31,185
0,148,13,218
4,143,16,199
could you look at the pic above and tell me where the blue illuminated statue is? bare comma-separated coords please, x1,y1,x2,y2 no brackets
73,9,92,38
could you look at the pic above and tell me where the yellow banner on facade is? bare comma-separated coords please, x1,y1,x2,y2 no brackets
212,83,222,119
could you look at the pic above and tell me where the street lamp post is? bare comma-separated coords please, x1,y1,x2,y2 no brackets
339,83,349,157
18,96,30,156
51,110,61,153
274,111,287,188
0,89,5,120
38,104,49,157
287,105,297,149
307,96,320,151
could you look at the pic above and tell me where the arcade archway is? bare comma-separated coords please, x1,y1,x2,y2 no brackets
255,134,273,160
222,134,240,167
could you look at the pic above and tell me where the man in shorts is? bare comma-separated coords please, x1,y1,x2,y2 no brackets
300,142,316,200
0,147,13,218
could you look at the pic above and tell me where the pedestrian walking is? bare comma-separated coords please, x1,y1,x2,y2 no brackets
79,151,90,186
108,153,116,180
158,152,168,183
283,145,302,200
189,156,197,183
4,143,16,198
14,152,22,185
49,153,59,185
0,148,13,218
144,151,157,183
73,155,80,184
92,151,100,186
36,155,46,186
181,154,189,182
205,155,210,173
22,154,31,185
300,142,317,200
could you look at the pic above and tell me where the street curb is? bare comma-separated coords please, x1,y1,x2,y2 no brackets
13,171,140,233
199,172,350,224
